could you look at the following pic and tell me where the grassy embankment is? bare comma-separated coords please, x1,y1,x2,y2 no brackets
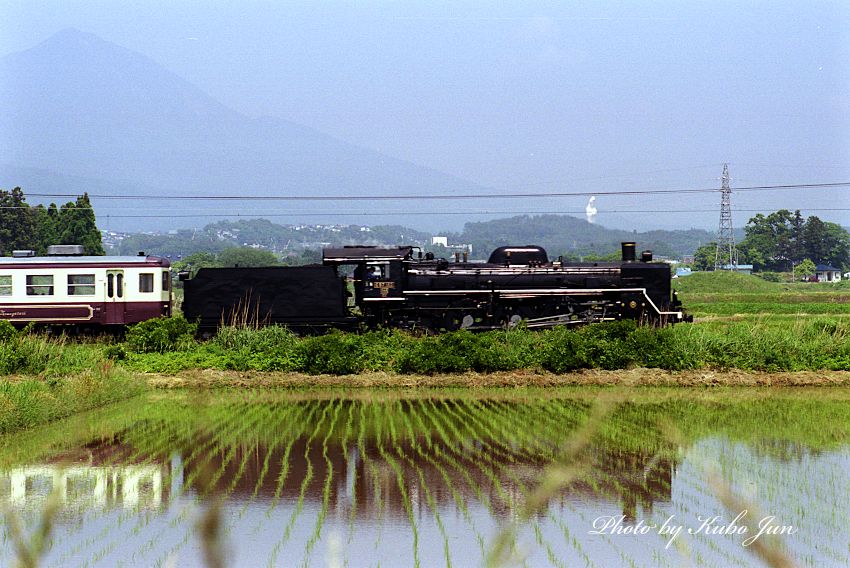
1,270,848,433
674,270,850,318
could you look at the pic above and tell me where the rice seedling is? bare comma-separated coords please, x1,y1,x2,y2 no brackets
2,387,849,567
87,403,248,566
300,398,344,565
265,401,332,567
404,400,488,559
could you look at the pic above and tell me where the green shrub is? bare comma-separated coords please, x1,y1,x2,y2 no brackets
103,344,127,360
577,321,638,370
647,326,700,370
472,329,540,372
540,327,588,373
396,330,481,374
126,316,197,353
359,329,414,371
541,321,695,373
297,331,366,375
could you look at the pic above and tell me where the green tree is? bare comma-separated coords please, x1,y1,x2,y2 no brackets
821,222,850,269
31,203,61,254
218,247,279,267
0,187,38,255
796,258,816,280
741,209,799,270
56,193,104,255
693,242,716,271
802,216,829,264
802,216,849,268
789,209,806,261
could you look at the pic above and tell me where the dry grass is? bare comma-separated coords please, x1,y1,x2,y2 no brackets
144,368,850,389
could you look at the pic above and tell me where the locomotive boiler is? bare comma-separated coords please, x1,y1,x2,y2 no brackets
182,241,689,333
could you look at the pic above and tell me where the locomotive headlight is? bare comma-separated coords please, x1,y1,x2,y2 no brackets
629,300,638,309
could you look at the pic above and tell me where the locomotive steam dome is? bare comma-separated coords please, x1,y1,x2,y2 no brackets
487,245,548,265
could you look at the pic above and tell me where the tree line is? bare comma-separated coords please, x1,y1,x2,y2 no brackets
0,187,104,256
694,210,849,271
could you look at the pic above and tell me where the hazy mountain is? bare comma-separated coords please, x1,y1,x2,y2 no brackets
0,29,486,231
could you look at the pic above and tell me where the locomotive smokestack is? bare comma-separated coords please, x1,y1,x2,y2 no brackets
621,242,636,262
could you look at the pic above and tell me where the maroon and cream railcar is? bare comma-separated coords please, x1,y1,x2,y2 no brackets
0,248,171,327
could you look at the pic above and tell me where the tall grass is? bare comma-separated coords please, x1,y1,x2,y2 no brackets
0,362,145,434
0,330,107,377
0,323,146,434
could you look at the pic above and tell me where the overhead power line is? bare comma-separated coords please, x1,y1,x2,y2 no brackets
4,207,847,218
23,181,850,202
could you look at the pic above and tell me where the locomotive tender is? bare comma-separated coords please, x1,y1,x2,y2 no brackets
0,246,171,328
182,241,688,333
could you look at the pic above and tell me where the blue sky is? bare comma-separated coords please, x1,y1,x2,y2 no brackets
2,1,848,230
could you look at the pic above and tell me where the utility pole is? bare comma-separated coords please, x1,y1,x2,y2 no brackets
714,163,738,271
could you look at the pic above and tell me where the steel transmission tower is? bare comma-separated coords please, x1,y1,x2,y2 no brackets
714,163,738,270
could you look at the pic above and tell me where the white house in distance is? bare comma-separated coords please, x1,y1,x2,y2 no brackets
814,264,842,282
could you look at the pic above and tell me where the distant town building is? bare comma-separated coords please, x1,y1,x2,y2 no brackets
430,236,472,256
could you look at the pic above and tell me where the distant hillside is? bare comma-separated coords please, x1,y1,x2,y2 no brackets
452,215,717,258
110,215,716,260
0,29,487,232
111,219,431,259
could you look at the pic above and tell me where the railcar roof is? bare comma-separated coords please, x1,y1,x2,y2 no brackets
0,255,169,265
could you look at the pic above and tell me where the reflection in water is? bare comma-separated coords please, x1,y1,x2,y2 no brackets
176,436,675,522
0,389,848,567
1,464,166,510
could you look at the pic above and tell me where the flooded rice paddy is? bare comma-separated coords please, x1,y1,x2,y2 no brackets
1,387,848,567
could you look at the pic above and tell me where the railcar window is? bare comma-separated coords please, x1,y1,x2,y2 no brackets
0,275,11,296
68,274,96,295
26,275,54,296
161,271,170,292
116,273,124,298
139,273,154,293
107,274,114,298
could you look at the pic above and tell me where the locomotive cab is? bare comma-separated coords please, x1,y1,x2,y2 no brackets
323,246,413,304
352,260,404,301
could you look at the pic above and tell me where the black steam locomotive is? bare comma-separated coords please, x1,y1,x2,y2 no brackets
182,241,688,333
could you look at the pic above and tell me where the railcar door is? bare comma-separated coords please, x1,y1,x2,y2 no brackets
104,270,126,324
